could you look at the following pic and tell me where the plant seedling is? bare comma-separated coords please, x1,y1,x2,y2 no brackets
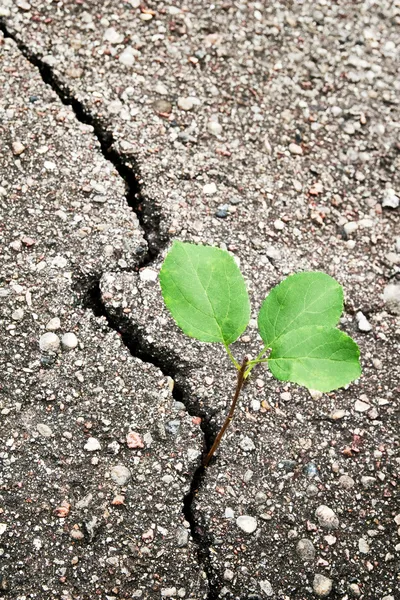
159,241,361,467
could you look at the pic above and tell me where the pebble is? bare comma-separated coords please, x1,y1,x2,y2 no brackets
266,247,281,261
153,99,172,115
11,308,24,321
382,188,399,209
223,569,234,581
354,399,370,413
343,221,358,236
236,515,257,534
313,574,333,597
176,527,189,547
355,311,372,332
315,505,339,529
139,268,158,282
383,284,400,315
84,437,101,452
289,143,303,155
309,389,323,400
61,332,78,350
203,182,217,195
207,120,222,136
360,476,376,489
358,538,370,554
46,317,61,331
126,431,144,449
338,475,355,490
215,205,229,218
110,464,131,485
39,332,60,352
70,529,84,540
161,589,177,598
330,409,346,420
259,580,274,596
239,436,256,452
177,97,197,111
12,140,25,155
103,27,124,44
119,47,135,66
274,219,285,230
296,538,316,561
36,423,52,437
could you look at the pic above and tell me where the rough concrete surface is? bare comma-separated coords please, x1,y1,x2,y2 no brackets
0,1,399,599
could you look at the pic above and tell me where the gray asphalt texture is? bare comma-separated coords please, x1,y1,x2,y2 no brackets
0,1,399,600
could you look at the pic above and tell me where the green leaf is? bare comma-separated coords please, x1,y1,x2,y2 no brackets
258,272,343,348
268,326,361,392
159,241,250,345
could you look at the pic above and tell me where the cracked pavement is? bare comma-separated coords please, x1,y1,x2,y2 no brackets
0,1,399,599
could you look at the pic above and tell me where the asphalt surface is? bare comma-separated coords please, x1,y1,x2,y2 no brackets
0,1,399,599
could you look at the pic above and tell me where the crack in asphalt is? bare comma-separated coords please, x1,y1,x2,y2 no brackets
0,21,222,599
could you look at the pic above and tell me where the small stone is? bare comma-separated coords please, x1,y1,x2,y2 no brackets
358,538,370,554
11,308,24,321
355,399,370,413
39,332,60,352
239,436,256,452
280,391,291,401
259,580,274,597
103,27,124,44
46,317,61,331
176,527,189,547
383,284,400,315
153,99,172,114
16,0,31,9
309,389,323,400
177,97,196,111
330,409,346,420
223,569,234,581
84,437,101,452
61,332,78,350
360,476,376,489
313,574,333,597
110,464,131,486
215,205,229,218
355,311,372,332
70,529,84,540
161,589,177,598
119,47,135,66
37,423,52,437
296,538,316,561
236,515,257,534
266,247,281,261
207,120,222,136
382,188,399,209
126,431,144,449
343,221,358,236
338,475,355,490
324,535,337,546
274,219,285,230
139,268,158,282
203,182,217,195
12,140,25,155
289,143,303,155
54,501,71,518
349,583,361,597
315,505,339,529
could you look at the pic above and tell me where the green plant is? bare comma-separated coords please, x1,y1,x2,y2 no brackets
159,241,361,467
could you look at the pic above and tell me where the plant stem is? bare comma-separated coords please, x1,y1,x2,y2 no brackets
224,342,240,370
203,356,248,468
244,345,269,378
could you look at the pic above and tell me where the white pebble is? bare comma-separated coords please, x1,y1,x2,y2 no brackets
236,515,257,534
84,437,101,452
274,219,285,230
111,464,131,485
239,436,255,452
289,143,303,155
61,332,78,350
37,423,52,437
11,308,24,321
315,505,339,529
382,188,399,209
12,141,25,155
39,332,60,352
356,311,372,332
313,574,333,597
46,317,61,331
354,399,370,413
203,183,217,195
139,268,158,282
207,120,222,136
359,538,370,554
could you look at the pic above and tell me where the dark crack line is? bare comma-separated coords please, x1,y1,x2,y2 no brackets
0,20,165,262
80,277,222,599
1,20,223,598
